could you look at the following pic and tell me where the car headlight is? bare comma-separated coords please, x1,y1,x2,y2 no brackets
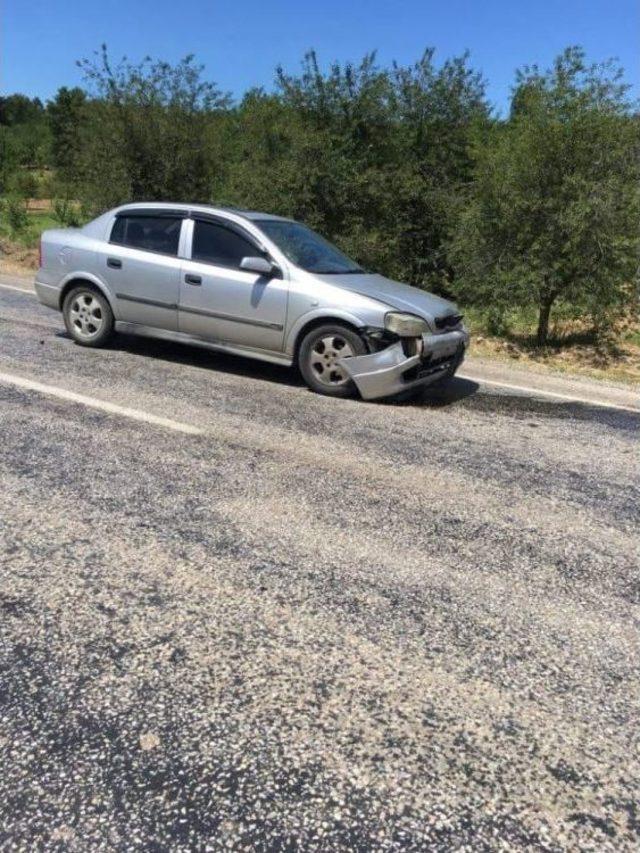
384,312,429,337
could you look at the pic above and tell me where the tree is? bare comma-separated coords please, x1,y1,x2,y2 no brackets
226,49,488,287
220,53,398,273
0,94,44,126
389,50,489,290
272,50,398,247
451,47,640,344
48,87,87,177
75,45,231,209
0,126,19,192
0,94,51,168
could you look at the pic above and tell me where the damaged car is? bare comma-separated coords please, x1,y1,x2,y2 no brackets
35,203,469,400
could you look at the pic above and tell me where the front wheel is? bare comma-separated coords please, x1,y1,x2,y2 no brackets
63,285,114,347
298,324,367,398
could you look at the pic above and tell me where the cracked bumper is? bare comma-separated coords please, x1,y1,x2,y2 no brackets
339,329,469,401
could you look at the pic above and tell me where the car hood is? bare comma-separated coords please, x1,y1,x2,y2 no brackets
314,272,458,323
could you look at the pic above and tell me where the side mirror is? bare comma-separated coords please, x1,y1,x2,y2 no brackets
240,256,277,277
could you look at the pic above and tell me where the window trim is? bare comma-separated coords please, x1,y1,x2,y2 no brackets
186,214,269,272
108,212,186,258
114,207,190,220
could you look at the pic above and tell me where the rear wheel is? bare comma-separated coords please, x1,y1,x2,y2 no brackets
63,285,114,347
298,324,367,398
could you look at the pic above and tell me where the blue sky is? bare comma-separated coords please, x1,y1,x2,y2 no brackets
3,0,638,113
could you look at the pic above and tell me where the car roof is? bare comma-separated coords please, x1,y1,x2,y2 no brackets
113,202,293,223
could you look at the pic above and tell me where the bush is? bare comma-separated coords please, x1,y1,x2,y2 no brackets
53,198,82,227
484,307,511,337
10,168,39,200
2,196,29,233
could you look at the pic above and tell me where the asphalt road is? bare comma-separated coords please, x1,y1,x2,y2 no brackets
0,282,638,851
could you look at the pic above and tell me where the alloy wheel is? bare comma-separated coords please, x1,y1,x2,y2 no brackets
69,292,105,340
308,334,355,387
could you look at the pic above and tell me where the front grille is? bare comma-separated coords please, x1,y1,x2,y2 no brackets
435,313,463,331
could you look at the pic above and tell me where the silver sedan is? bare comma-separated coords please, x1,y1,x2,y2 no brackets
35,203,469,400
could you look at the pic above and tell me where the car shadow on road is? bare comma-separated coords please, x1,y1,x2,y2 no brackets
58,330,482,407
105,333,304,388
111,335,482,405
386,377,481,408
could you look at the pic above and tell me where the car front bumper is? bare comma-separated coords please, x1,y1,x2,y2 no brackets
339,328,469,401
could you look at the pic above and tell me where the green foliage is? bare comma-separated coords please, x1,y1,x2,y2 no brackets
0,127,18,193
2,196,29,234
48,87,87,183
0,94,51,168
0,94,45,126
10,168,39,199
52,198,83,227
224,49,488,290
451,47,640,344
73,45,231,210
484,307,511,338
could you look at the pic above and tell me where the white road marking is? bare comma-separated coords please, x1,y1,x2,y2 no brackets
0,371,203,435
0,282,35,295
459,373,640,414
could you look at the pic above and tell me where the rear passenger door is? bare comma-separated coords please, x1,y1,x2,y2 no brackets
179,216,288,352
99,211,185,331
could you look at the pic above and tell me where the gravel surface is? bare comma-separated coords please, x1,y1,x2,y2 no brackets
1,288,639,851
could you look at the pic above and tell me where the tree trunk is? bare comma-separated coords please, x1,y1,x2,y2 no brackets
536,296,554,345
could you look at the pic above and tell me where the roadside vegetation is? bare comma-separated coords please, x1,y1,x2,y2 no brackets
1,44,638,378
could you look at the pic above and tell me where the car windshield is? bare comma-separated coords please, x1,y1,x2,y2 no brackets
256,220,364,274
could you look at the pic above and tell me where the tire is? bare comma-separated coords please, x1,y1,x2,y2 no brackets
298,323,367,398
63,285,114,347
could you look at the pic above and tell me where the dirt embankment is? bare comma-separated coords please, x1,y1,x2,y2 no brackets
0,239,39,276
470,334,640,386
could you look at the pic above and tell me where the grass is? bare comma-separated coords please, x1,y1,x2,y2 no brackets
623,328,640,347
17,212,58,246
0,207,58,273
0,207,58,248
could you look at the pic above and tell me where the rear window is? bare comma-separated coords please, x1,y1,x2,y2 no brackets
110,215,182,256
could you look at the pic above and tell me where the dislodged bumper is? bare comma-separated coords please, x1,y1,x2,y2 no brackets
339,329,469,400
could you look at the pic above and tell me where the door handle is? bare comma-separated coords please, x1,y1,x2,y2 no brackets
185,274,202,286
107,257,122,269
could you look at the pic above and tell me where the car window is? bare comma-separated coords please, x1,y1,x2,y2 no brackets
110,215,182,256
191,220,257,269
